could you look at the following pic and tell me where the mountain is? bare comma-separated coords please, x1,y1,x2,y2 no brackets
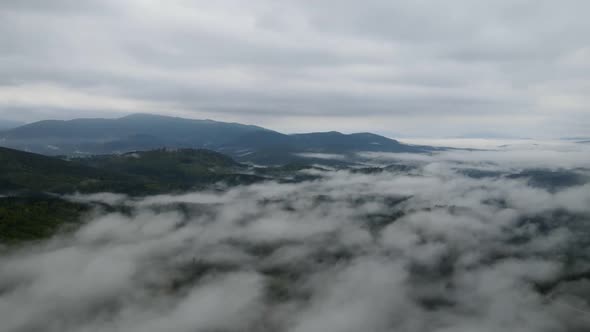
218,130,433,164
0,146,129,194
0,147,291,243
292,131,428,153
0,113,270,155
75,148,262,189
0,113,268,141
0,113,436,164
0,146,262,195
223,131,425,153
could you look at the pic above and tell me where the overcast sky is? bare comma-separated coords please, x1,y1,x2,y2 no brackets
1,0,589,137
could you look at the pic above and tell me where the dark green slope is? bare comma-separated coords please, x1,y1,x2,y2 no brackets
0,147,264,244
0,147,263,195
79,148,238,174
76,149,263,190
0,195,91,244
0,146,134,194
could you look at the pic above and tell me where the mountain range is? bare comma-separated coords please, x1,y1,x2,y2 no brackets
0,113,434,164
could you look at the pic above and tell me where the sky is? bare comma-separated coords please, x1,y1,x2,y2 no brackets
0,0,589,138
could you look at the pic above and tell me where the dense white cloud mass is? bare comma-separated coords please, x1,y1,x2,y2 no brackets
0,0,589,137
1,147,590,332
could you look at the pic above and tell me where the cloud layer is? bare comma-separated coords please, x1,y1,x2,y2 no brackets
1,0,589,137
1,146,590,331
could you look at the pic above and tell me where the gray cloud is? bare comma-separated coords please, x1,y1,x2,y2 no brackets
0,0,589,137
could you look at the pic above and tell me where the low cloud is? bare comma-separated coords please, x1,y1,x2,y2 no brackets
1,145,590,331
294,153,347,160
361,139,590,169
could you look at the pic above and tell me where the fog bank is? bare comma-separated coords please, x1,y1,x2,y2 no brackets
1,147,590,332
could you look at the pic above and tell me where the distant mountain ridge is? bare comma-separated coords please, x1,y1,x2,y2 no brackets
0,113,435,164
1,113,268,143
226,130,416,151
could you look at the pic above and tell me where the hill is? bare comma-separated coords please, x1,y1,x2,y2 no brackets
76,149,263,190
221,131,426,153
0,146,133,194
219,130,432,164
0,195,91,243
0,114,436,164
0,113,271,155
0,147,262,195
